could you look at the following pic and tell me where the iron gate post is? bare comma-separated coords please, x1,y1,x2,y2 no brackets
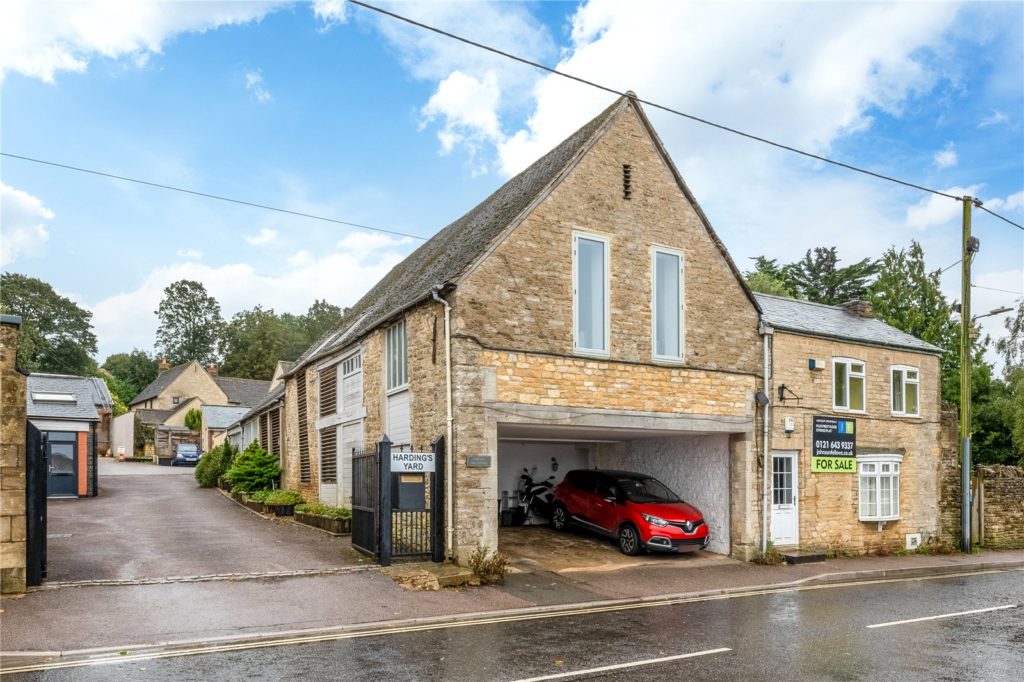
378,436,392,567
431,436,445,563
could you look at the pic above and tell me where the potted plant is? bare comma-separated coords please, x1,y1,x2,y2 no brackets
295,503,353,534
264,490,303,517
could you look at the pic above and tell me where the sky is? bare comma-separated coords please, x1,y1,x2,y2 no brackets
1,0,1022,368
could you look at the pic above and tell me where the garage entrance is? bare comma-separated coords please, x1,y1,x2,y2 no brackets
496,423,734,557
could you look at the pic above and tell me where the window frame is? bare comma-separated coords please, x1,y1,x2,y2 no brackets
890,365,920,418
857,454,902,522
385,320,408,393
833,357,867,413
572,230,611,357
650,245,685,363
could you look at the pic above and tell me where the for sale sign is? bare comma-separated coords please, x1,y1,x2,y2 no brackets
390,451,435,473
811,416,856,473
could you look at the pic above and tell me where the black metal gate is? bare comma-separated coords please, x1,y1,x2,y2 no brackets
25,424,47,586
350,436,445,566
351,445,378,556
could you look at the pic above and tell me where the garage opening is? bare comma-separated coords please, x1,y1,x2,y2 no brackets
496,423,732,561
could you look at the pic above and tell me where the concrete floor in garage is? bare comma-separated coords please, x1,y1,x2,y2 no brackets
499,525,733,573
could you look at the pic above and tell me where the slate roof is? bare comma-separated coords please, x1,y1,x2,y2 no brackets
136,408,175,425
129,363,188,406
27,373,111,421
214,376,271,407
202,405,253,430
228,383,285,430
754,294,942,354
288,95,635,375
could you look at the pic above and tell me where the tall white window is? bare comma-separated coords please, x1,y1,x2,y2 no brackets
385,321,407,390
573,232,610,355
833,358,866,412
891,366,919,417
652,247,684,361
858,455,901,521
341,352,363,413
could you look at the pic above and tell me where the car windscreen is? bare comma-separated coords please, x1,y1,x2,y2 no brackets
616,476,679,503
177,445,199,452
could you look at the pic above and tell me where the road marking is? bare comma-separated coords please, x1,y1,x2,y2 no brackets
2,568,1018,675
510,648,731,681
867,604,1018,629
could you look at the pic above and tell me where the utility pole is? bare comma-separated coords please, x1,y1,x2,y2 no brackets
959,195,979,553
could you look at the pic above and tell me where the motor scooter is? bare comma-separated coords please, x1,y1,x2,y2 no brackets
515,466,555,526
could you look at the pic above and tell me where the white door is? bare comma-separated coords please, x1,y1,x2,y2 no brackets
386,390,411,447
771,452,799,546
338,421,363,507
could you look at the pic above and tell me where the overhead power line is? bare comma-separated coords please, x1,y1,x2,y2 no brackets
972,284,1024,297
977,204,1024,231
0,152,428,242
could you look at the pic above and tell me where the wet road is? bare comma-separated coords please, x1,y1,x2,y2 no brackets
8,569,1022,681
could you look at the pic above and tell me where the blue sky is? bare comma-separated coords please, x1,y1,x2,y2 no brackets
1,1,1021,365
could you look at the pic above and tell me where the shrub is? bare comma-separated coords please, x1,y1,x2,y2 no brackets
194,442,239,488
249,489,274,503
296,503,352,519
467,547,510,585
225,442,281,492
752,542,786,566
264,490,303,506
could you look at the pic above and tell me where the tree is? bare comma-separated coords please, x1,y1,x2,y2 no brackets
786,247,879,305
101,349,158,403
184,408,203,432
302,299,345,341
0,272,98,374
995,301,1024,464
867,241,959,402
744,257,797,297
219,306,286,380
154,280,223,366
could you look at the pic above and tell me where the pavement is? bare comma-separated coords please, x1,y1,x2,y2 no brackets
2,460,1023,666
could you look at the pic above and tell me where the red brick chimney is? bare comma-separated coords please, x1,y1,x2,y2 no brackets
207,363,217,376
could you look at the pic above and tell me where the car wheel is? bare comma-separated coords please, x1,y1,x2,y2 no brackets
618,524,642,556
551,504,569,531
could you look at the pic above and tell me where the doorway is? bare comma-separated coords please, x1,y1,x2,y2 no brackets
771,451,798,546
46,431,78,498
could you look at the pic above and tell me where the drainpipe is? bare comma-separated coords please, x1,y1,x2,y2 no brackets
759,321,774,555
431,286,455,559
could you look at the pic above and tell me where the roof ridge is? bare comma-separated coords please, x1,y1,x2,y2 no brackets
754,292,854,312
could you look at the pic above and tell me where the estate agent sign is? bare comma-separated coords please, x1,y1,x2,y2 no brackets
811,416,856,473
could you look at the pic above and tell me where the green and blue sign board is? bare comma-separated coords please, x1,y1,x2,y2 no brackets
811,416,856,473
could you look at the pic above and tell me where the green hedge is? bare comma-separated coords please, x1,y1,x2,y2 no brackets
225,441,280,492
264,490,303,506
195,443,238,488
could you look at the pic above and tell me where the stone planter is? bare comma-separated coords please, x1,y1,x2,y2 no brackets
244,499,268,514
272,504,296,517
295,511,351,535
231,491,244,503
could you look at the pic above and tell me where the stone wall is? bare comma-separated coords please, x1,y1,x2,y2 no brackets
282,371,319,501
979,467,1024,549
1,318,27,594
937,407,961,547
769,331,946,552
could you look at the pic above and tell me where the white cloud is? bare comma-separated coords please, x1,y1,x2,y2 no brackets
984,190,1024,213
421,70,503,156
336,230,413,253
0,182,54,265
90,237,412,360
0,0,285,82
245,227,277,245
906,185,982,230
933,142,957,169
244,68,271,103
978,110,1009,128
175,248,203,259
313,0,348,30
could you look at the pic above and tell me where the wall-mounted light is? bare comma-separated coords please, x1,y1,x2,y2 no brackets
754,391,769,407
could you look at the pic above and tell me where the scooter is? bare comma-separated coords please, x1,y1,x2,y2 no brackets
515,466,555,526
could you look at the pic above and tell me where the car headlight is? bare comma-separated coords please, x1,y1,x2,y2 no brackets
641,513,668,527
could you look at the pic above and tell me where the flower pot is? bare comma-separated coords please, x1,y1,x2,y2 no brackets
273,504,295,517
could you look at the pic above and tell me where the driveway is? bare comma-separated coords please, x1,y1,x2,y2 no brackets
45,458,362,583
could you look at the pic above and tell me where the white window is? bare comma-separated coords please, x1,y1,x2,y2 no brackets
651,246,684,361
858,455,902,521
340,352,363,413
833,358,866,412
573,232,610,355
891,366,919,417
385,321,407,391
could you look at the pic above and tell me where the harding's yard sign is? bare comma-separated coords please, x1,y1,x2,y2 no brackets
811,416,856,473
390,451,436,473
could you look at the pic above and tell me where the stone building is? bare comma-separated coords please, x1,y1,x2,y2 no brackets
283,94,765,560
757,294,946,552
1,315,28,593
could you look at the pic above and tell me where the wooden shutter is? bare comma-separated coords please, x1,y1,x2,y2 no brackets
319,365,337,416
297,376,310,483
259,413,270,450
319,426,337,484
270,407,281,456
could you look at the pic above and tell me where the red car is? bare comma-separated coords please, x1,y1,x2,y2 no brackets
550,469,709,555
